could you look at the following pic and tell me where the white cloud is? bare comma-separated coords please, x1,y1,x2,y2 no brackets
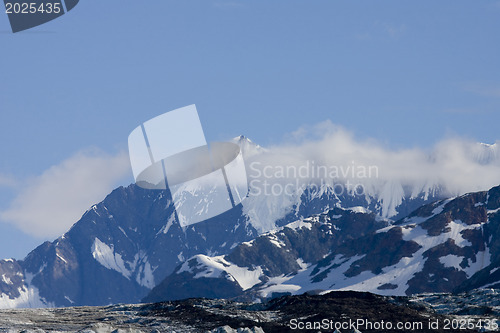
246,121,500,210
0,149,131,238
3,123,499,239
461,82,500,98
356,21,406,41
377,22,406,39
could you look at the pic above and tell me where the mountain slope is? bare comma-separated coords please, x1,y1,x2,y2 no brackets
145,185,500,302
1,137,499,308
0,185,257,307
143,207,389,302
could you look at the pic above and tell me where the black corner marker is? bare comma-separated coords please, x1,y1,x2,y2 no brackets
4,0,79,33
64,0,78,12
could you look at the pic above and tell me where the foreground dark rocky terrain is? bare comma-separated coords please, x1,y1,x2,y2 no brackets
0,290,498,332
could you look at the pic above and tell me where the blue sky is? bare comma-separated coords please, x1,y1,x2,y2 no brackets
0,1,499,259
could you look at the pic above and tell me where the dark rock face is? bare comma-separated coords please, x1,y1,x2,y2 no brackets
145,185,500,302
144,271,243,303
0,259,24,300
307,226,421,284
306,187,499,296
377,283,398,290
143,207,391,302
454,188,500,292
455,259,500,292
332,228,421,278
0,184,258,307
419,192,488,236
228,208,388,276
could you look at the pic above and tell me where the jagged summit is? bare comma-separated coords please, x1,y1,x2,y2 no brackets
231,135,265,158
475,141,499,165
232,134,251,142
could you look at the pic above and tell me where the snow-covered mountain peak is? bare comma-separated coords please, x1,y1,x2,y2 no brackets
475,141,499,165
231,135,266,158
232,135,252,143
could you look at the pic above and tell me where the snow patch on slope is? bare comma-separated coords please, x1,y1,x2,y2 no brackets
438,251,491,278
255,215,492,297
178,255,263,290
0,284,54,309
91,238,137,280
136,260,155,289
158,214,176,235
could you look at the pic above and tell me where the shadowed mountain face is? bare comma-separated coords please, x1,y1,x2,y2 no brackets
0,177,439,308
0,185,258,307
0,180,498,307
144,185,500,303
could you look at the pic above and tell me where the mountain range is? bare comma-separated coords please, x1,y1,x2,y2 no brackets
0,137,499,308
145,185,500,302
